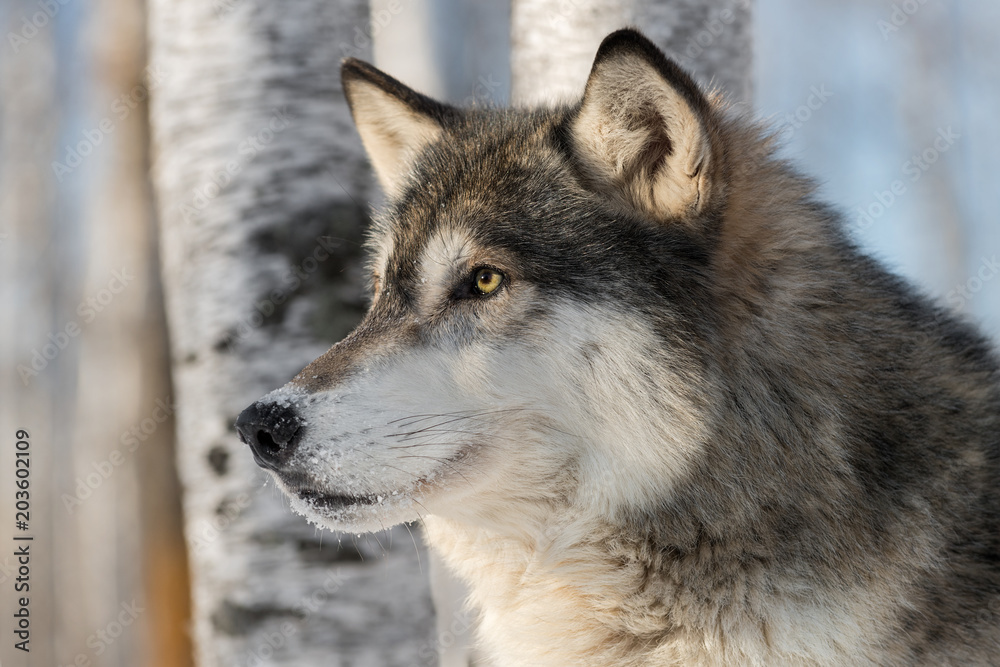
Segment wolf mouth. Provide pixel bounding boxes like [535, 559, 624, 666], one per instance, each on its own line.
[297, 490, 376, 510]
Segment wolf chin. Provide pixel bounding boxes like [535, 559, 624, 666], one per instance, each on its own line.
[236, 29, 1000, 666]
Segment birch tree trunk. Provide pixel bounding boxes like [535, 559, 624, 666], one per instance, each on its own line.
[511, 0, 753, 105]
[149, 1, 434, 665]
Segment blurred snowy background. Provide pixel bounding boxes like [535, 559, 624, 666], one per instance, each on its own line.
[756, 0, 1000, 337]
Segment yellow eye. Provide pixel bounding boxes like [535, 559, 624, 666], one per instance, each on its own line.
[473, 268, 504, 295]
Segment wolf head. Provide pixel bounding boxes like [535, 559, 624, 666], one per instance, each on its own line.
[236, 29, 765, 534]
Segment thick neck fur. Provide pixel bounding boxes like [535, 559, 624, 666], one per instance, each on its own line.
[424, 479, 908, 667]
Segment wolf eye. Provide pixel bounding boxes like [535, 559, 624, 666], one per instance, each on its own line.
[472, 268, 504, 296]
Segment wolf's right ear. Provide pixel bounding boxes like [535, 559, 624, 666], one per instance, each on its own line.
[341, 59, 456, 197]
[569, 29, 720, 222]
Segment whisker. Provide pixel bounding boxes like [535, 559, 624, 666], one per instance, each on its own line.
[393, 454, 477, 489]
[387, 410, 481, 427]
[386, 430, 532, 449]
[359, 449, 483, 492]
[371, 526, 388, 557]
[402, 521, 423, 574]
[389, 407, 532, 431]
[410, 497, 432, 519]
[390, 410, 541, 440]
[351, 533, 365, 562]
[393, 427, 498, 441]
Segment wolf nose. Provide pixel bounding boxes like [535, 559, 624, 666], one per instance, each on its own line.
[235, 401, 303, 470]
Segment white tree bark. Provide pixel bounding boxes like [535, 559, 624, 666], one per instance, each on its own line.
[149, 1, 434, 665]
[511, 0, 753, 105]
[371, 0, 511, 106]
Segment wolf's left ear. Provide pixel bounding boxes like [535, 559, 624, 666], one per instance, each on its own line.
[570, 29, 719, 221]
[341, 59, 457, 197]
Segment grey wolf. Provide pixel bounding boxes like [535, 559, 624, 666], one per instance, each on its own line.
[236, 29, 1000, 665]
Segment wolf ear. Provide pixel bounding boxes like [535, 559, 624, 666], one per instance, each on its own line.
[341, 59, 456, 197]
[570, 29, 718, 221]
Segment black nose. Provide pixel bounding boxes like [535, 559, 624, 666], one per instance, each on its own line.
[236, 401, 304, 470]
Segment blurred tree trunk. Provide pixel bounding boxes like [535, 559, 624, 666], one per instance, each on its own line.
[1, 0, 190, 665]
[65, 0, 194, 664]
[511, 0, 753, 105]
[371, 0, 511, 106]
[149, 1, 435, 665]
[86, 2, 195, 664]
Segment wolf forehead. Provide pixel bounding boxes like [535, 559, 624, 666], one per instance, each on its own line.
[366, 110, 712, 307]
[368, 110, 594, 271]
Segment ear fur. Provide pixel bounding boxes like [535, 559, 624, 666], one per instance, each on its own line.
[570, 29, 719, 221]
[341, 59, 456, 197]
